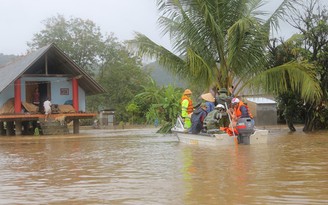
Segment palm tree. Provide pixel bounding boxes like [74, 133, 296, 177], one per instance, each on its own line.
[128, 0, 321, 104]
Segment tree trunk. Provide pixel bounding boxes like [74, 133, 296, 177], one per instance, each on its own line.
[286, 118, 296, 132]
[303, 105, 315, 132]
[284, 106, 296, 132]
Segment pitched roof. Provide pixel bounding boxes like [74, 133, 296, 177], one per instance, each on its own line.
[0, 43, 106, 95]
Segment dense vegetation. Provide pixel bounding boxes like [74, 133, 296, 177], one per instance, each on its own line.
[26, 15, 150, 123]
[2, 0, 327, 133]
[129, 0, 327, 132]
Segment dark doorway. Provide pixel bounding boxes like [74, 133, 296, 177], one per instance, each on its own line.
[39, 82, 51, 113]
[25, 81, 51, 113]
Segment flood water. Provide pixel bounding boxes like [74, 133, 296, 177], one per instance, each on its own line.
[0, 129, 327, 205]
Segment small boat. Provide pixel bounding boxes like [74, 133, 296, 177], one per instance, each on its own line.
[171, 116, 268, 146]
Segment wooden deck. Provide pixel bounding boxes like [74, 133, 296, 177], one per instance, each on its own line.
[0, 113, 96, 121]
[0, 113, 97, 135]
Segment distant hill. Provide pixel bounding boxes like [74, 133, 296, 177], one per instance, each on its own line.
[145, 61, 186, 88]
[0, 53, 17, 66]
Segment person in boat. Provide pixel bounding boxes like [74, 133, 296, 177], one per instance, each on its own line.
[216, 88, 232, 107]
[228, 97, 254, 127]
[200, 92, 215, 113]
[203, 104, 227, 133]
[228, 85, 235, 97]
[181, 89, 193, 129]
[190, 103, 208, 134]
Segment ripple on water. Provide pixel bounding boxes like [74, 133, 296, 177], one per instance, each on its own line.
[0, 131, 327, 204]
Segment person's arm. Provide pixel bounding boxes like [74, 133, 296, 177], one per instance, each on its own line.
[227, 108, 234, 118]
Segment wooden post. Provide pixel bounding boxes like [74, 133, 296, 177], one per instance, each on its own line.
[6, 121, 14, 136]
[15, 121, 22, 135]
[6, 121, 10, 136]
[73, 119, 79, 134]
[0, 122, 4, 136]
[72, 78, 79, 112]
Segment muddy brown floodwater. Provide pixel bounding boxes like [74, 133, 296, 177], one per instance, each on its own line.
[0, 128, 327, 204]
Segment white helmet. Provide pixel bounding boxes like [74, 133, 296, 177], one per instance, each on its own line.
[231, 98, 240, 104]
[215, 104, 225, 109]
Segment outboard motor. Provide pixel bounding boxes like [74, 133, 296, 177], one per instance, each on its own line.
[236, 118, 254, 144]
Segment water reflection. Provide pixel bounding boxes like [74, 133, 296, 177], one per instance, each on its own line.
[0, 130, 327, 204]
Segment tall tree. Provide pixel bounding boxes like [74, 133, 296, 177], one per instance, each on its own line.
[128, 0, 321, 107]
[28, 15, 152, 123]
[267, 37, 308, 131]
[285, 0, 328, 131]
[88, 47, 152, 122]
[27, 14, 106, 76]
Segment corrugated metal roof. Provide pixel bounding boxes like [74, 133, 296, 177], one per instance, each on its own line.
[246, 97, 276, 104]
[0, 45, 50, 92]
[0, 43, 105, 95]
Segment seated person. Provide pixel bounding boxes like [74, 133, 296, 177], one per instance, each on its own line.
[228, 97, 254, 128]
[203, 104, 227, 132]
[216, 88, 232, 107]
[190, 103, 208, 134]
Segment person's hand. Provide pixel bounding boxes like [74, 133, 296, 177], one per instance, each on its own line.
[226, 108, 232, 115]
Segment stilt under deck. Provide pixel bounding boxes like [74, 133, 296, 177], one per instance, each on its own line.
[0, 113, 96, 136]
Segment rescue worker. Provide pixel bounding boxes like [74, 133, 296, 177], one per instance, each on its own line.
[228, 97, 254, 127]
[216, 88, 232, 106]
[181, 89, 193, 129]
[190, 103, 207, 134]
[203, 104, 227, 132]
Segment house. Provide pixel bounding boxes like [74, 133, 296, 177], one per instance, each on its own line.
[232, 82, 278, 126]
[0, 43, 105, 135]
[245, 97, 277, 126]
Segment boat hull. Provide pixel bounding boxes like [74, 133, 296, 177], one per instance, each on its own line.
[174, 129, 268, 146]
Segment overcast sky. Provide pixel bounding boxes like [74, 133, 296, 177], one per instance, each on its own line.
[0, 0, 325, 55]
[0, 0, 170, 55]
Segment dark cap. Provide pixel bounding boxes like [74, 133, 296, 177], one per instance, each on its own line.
[219, 88, 228, 93]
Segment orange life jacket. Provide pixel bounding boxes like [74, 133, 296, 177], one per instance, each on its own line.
[181, 95, 193, 114]
[234, 101, 253, 119]
[220, 127, 239, 136]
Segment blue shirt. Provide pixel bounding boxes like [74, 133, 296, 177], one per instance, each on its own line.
[205, 101, 215, 113]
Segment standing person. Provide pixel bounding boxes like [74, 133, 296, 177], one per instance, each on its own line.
[201, 92, 215, 113]
[181, 89, 193, 129]
[32, 87, 40, 106]
[190, 103, 208, 134]
[228, 85, 235, 97]
[32, 87, 41, 113]
[216, 88, 231, 106]
[43, 97, 52, 122]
